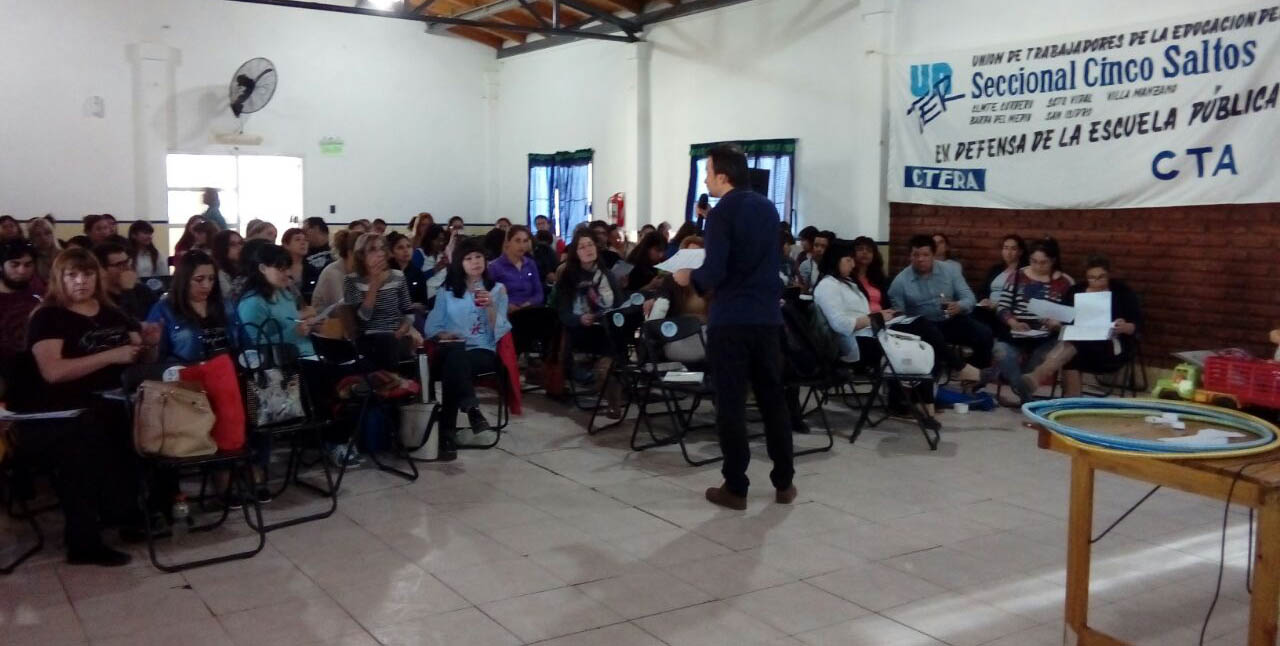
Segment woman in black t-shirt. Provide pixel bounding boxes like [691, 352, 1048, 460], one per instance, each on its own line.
[17, 247, 158, 566]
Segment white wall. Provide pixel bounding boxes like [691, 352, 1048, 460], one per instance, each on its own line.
[494, 0, 888, 237]
[0, 0, 494, 232]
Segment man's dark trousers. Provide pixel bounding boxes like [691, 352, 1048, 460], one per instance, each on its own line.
[708, 325, 794, 497]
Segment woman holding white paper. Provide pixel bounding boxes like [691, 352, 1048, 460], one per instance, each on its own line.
[1023, 254, 1142, 397]
[990, 238, 1075, 403]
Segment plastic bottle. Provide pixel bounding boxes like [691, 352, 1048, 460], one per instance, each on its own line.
[171, 494, 191, 538]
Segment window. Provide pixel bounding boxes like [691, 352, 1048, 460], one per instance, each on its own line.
[527, 149, 593, 238]
[686, 139, 796, 230]
[165, 154, 304, 255]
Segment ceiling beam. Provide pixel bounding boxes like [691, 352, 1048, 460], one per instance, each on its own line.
[557, 0, 641, 35]
[515, 0, 552, 28]
[498, 0, 753, 57]
[222, 0, 637, 43]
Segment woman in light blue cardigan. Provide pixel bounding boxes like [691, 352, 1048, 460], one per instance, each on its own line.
[425, 237, 511, 445]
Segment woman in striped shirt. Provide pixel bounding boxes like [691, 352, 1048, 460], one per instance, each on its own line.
[343, 233, 420, 369]
[990, 237, 1074, 403]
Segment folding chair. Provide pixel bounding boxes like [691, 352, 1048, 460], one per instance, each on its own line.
[405, 338, 512, 456]
[510, 306, 560, 394]
[851, 332, 941, 450]
[121, 364, 267, 573]
[587, 301, 649, 435]
[308, 334, 420, 485]
[632, 316, 722, 465]
[564, 294, 646, 411]
[0, 417, 69, 575]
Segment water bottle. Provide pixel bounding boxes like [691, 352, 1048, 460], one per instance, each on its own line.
[171, 494, 191, 538]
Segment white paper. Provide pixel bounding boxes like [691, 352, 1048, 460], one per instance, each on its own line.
[1027, 298, 1075, 323]
[0, 407, 85, 420]
[1157, 428, 1247, 446]
[1011, 328, 1050, 338]
[885, 315, 919, 326]
[663, 371, 704, 383]
[1061, 291, 1113, 341]
[610, 260, 634, 282]
[654, 249, 705, 273]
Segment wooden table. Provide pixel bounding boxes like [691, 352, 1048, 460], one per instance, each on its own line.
[1036, 426, 1280, 646]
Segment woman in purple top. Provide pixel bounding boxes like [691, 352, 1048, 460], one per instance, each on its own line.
[487, 226, 544, 311]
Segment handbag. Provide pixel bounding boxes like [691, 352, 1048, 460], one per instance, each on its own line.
[878, 329, 935, 377]
[133, 380, 217, 458]
[238, 321, 307, 428]
[179, 354, 246, 450]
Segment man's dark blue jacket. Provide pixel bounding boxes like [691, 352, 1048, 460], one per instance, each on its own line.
[692, 188, 783, 328]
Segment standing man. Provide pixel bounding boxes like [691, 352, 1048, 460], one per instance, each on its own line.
[201, 188, 227, 231]
[673, 144, 795, 510]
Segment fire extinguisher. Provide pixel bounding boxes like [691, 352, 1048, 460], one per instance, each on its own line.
[608, 193, 625, 228]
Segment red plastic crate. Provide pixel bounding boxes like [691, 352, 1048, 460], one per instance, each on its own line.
[1203, 356, 1280, 409]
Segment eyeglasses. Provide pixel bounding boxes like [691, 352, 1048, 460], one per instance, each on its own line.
[106, 259, 132, 270]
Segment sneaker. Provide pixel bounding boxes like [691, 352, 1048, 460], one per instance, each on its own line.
[328, 445, 363, 468]
[67, 544, 132, 567]
[466, 407, 492, 434]
[455, 428, 498, 446]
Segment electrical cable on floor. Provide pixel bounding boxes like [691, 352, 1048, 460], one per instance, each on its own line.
[1091, 485, 1161, 544]
[1200, 460, 1274, 646]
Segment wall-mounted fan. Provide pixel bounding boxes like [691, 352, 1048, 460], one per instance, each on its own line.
[229, 57, 277, 117]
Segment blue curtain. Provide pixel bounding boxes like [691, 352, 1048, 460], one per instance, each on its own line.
[553, 162, 591, 237]
[528, 149, 593, 237]
[685, 139, 796, 232]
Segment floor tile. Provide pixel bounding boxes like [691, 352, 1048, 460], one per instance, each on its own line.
[327, 568, 469, 629]
[73, 585, 212, 641]
[880, 592, 1039, 646]
[576, 568, 713, 619]
[369, 607, 520, 646]
[532, 621, 666, 646]
[665, 551, 795, 599]
[633, 600, 788, 646]
[218, 596, 364, 646]
[480, 586, 623, 642]
[432, 556, 564, 604]
[0, 600, 86, 646]
[726, 581, 869, 635]
[806, 561, 946, 611]
[795, 614, 945, 646]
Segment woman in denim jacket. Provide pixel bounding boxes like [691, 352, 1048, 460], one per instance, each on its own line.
[146, 251, 230, 363]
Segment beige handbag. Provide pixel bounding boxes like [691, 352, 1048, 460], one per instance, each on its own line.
[132, 380, 217, 458]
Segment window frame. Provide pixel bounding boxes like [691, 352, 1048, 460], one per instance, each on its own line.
[685, 139, 797, 232]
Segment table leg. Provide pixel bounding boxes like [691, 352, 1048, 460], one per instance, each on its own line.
[1066, 455, 1095, 639]
[1248, 502, 1280, 646]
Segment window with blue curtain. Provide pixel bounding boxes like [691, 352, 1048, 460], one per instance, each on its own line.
[528, 149, 593, 237]
[686, 139, 796, 231]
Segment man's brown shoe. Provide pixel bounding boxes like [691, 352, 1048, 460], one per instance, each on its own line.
[705, 485, 747, 510]
[776, 486, 798, 504]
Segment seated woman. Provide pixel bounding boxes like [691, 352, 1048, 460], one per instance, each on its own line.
[555, 230, 623, 416]
[1022, 254, 1141, 397]
[237, 244, 318, 357]
[490, 226, 549, 356]
[992, 237, 1075, 403]
[645, 236, 708, 365]
[147, 251, 230, 363]
[386, 232, 428, 305]
[282, 228, 321, 305]
[311, 229, 352, 315]
[343, 233, 419, 370]
[625, 231, 667, 294]
[410, 224, 450, 306]
[212, 229, 245, 308]
[424, 237, 511, 446]
[815, 239, 939, 426]
[18, 247, 159, 566]
[974, 234, 1027, 338]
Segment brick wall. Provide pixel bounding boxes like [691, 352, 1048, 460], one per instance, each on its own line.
[888, 202, 1280, 368]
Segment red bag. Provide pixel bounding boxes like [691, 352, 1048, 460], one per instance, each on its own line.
[180, 354, 246, 451]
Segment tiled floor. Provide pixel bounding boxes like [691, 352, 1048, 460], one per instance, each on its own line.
[0, 395, 1263, 645]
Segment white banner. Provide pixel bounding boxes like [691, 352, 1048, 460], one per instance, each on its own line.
[888, 3, 1280, 209]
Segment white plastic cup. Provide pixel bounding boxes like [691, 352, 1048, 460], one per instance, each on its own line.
[954, 402, 970, 414]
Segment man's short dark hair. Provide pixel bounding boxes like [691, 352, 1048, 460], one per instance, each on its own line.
[816, 230, 837, 243]
[908, 234, 936, 252]
[303, 217, 329, 233]
[0, 239, 36, 264]
[92, 242, 128, 267]
[797, 226, 819, 241]
[534, 230, 554, 245]
[534, 215, 548, 223]
[372, 218, 386, 226]
[706, 144, 750, 188]
[779, 231, 795, 246]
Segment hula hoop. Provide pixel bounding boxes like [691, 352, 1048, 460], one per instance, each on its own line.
[1023, 398, 1280, 459]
